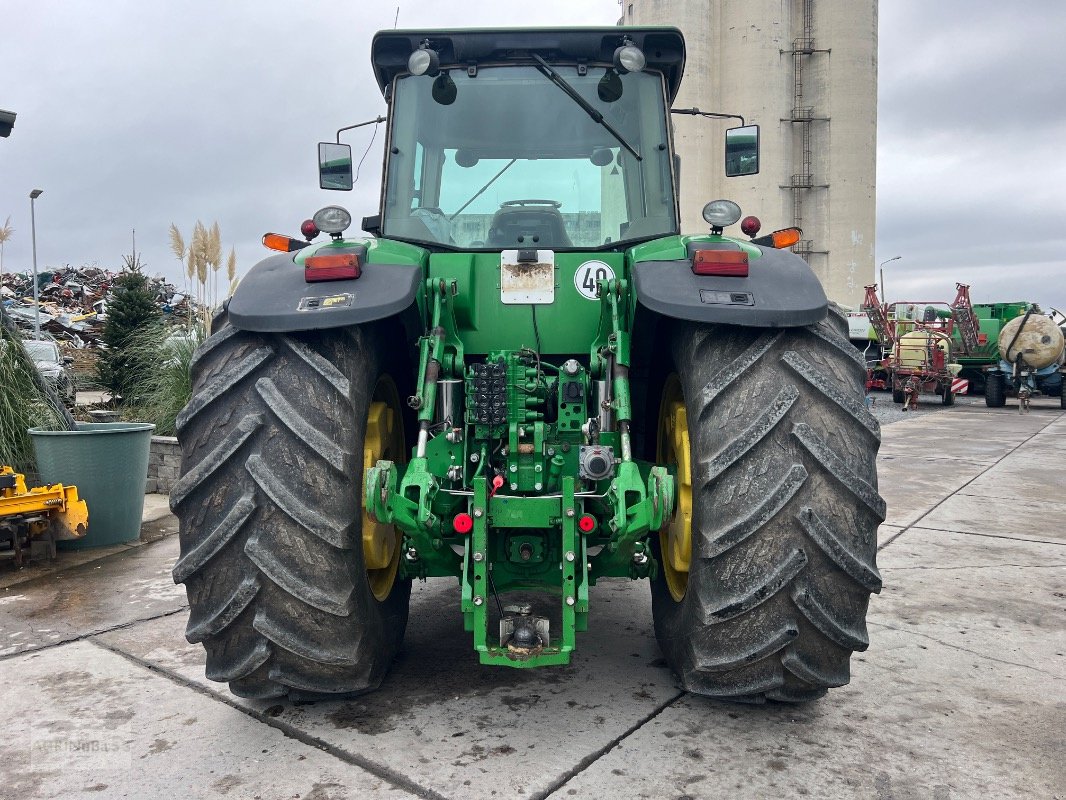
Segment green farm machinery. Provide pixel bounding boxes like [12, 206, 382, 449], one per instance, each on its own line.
[172, 28, 884, 703]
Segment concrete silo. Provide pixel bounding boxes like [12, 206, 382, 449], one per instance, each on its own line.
[624, 0, 878, 308]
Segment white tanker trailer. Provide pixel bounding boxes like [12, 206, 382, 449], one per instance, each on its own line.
[985, 308, 1066, 409]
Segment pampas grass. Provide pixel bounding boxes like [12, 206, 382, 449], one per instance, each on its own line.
[0, 216, 13, 278]
[170, 220, 238, 330]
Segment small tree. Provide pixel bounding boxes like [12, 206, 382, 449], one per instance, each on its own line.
[96, 266, 162, 403]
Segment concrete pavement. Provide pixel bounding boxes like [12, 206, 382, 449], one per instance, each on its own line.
[1, 400, 1063, 799]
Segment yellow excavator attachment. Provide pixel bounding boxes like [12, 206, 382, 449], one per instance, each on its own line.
[0, 466, 89, 566]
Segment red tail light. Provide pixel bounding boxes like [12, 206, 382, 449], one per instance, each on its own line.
[304, 253, 360, 282]
[691, 249, 749, 277]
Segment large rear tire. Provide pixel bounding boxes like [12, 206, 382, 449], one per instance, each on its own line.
[171, 319, 410, 700]
[985, 373, 1007, 408]
[651, 315, 885, 702]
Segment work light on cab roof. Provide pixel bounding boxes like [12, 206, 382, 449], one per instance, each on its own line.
[613, 37, 646, 73]
[408, 40, 440, 77]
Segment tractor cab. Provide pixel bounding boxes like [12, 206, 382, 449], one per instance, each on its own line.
[323, 29, 693, 251]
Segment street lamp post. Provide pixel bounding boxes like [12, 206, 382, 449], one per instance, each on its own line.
[878, 256, 901, 305]
[29, 189, 43, 339]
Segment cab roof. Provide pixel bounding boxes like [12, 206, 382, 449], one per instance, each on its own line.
[370, 27, 687, 102]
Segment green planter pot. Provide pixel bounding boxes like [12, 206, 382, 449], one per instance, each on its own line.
[29, 422, 156, 548]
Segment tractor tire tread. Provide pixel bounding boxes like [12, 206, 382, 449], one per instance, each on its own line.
[652, 315, 884, 703]
[172, 318, 409, 700]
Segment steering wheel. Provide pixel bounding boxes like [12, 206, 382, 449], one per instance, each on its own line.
[500, 199, 563, 208]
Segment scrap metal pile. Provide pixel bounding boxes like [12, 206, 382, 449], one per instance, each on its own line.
[0, 266, 198, 348]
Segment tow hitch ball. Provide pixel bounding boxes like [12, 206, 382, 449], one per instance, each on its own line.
[500, 604, 550, 653]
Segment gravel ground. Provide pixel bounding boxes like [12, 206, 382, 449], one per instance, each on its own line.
[866, 389, 987, 427]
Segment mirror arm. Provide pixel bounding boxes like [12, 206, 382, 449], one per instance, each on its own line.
[336, 115, 386, 144]
[670, 108, 746, 126]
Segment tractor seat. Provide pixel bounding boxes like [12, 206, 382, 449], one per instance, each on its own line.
[485, 201, 573, 248]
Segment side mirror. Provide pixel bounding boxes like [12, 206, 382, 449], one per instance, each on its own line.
[725, 124, 760, 177]
[63, 356, 74, 365]
[318, 142, 353, 191]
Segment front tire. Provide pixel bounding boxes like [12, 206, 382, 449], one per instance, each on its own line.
[651, 316, 885, 702]
[171, 320, 410, 700]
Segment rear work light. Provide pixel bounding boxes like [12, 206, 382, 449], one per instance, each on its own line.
[691, 249, 749, 277]
[304, 253, 360, 282]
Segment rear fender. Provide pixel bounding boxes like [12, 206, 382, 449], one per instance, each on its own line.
[227, 252, 422, 334]
[632, 244, 827, 328]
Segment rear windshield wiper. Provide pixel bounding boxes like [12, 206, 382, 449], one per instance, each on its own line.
[531, 54, 642, 162]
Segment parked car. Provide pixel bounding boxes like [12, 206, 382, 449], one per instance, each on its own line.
[23, 339, 76, 406]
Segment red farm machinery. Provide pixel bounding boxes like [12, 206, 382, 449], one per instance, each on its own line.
[862, 283, 982, 409]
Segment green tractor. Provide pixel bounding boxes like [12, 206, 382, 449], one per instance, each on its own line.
[172, 27, 884, 703]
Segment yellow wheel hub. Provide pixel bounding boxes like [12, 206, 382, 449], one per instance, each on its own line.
[657, 374, 693, 602]
[362, 377, 405, 601]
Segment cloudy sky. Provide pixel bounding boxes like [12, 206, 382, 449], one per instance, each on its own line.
[2, 0, 1064, 311]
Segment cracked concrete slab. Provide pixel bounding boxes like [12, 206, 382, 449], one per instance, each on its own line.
[0, 506, 178, 591]
[961, 445, 1066, 506]
[0, 641, 417, 799]
[876, 407, 1052, 467]
[0, 542, 131, 592]
[553, 626, 1064, 799]
[878, 523, 903, 547]
[876, 405, 1059, 530]
[96, 577, 683, 800]
[0, 536, 185, 658]
[877, 456, 986, 527]
[873, 527, 1066, 678]
[916, 494, 1066, 543]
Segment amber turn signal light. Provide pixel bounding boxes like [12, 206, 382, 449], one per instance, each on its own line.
[769, 227, 801, 249]
[752, 227, 803, 249]
[262, 233, 309, 252]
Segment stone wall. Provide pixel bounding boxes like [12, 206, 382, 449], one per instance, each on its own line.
[147, 436, 182, 494]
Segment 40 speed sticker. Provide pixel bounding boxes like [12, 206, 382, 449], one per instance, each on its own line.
[574, 260, 615, 300]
